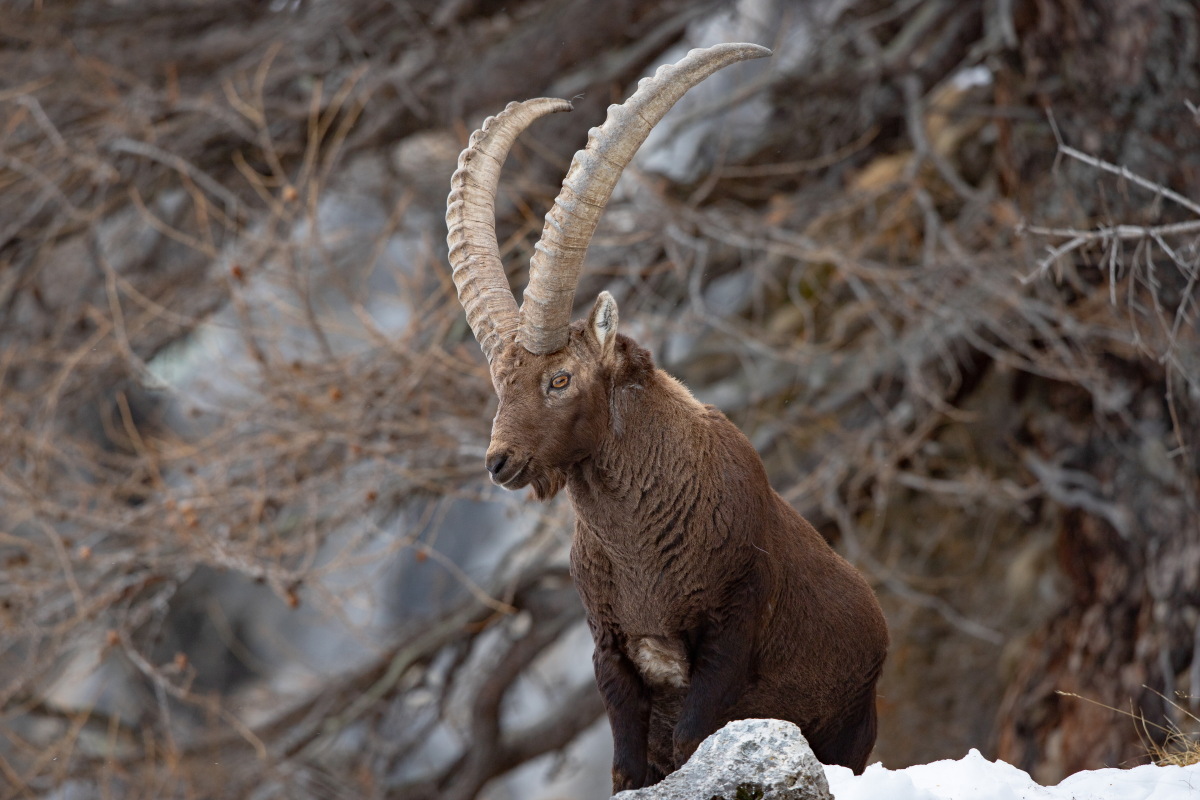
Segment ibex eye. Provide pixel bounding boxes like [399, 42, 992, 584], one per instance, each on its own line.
[550, 373, 571, 390]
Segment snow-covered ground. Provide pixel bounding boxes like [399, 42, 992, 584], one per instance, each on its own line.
[826, 750, 1200, 800]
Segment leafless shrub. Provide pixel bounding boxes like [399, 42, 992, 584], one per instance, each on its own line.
[1, 0, 1198, 797]
[0, 4, 603, 797]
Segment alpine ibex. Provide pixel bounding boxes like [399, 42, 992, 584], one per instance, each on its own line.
[445, 43, 889, 791]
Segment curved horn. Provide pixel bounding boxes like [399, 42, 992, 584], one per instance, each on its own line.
[446, 97, 573, 365]
[517, 42, 772, 355]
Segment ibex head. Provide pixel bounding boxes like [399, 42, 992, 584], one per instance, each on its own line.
[446, 43, 770, 499]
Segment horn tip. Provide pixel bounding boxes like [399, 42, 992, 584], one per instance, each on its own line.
[690, 42, 773, 60]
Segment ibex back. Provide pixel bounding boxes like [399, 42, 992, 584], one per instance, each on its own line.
[446, 43, 889, 792]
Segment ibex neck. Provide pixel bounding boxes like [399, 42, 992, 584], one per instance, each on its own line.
[566, 368, 711, 521]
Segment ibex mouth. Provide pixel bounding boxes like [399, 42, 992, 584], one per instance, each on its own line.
[492, 456, 531, 489]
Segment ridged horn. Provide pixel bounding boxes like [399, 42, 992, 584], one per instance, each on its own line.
[517, 42, 771, 355]
[446, 97, 573, 365]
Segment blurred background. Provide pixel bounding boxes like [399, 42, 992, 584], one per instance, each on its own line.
[1, 0, 1198, 798]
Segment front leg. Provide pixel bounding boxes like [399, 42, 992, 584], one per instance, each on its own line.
[673, 606, 757, 767]
[591, 623, 655, 791]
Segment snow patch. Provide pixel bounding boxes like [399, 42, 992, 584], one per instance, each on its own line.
[824, 749, 1200, 800]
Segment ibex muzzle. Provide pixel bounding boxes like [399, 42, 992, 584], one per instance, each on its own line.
[447, 43, 889, 792]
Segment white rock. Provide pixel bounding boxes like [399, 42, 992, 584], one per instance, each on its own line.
[612, 718, 832, 800]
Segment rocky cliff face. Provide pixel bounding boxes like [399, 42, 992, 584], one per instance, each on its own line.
[1, 0, 1197, 797]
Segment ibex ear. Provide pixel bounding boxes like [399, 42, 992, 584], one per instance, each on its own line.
[587, 291, 619, 357]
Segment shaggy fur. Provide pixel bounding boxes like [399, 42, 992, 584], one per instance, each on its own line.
[486, 294, 889, 791]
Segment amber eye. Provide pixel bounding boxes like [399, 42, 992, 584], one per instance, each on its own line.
[550, 373, 571, 390]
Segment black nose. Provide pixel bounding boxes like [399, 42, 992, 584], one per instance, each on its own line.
[486, 450, 510, 478]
